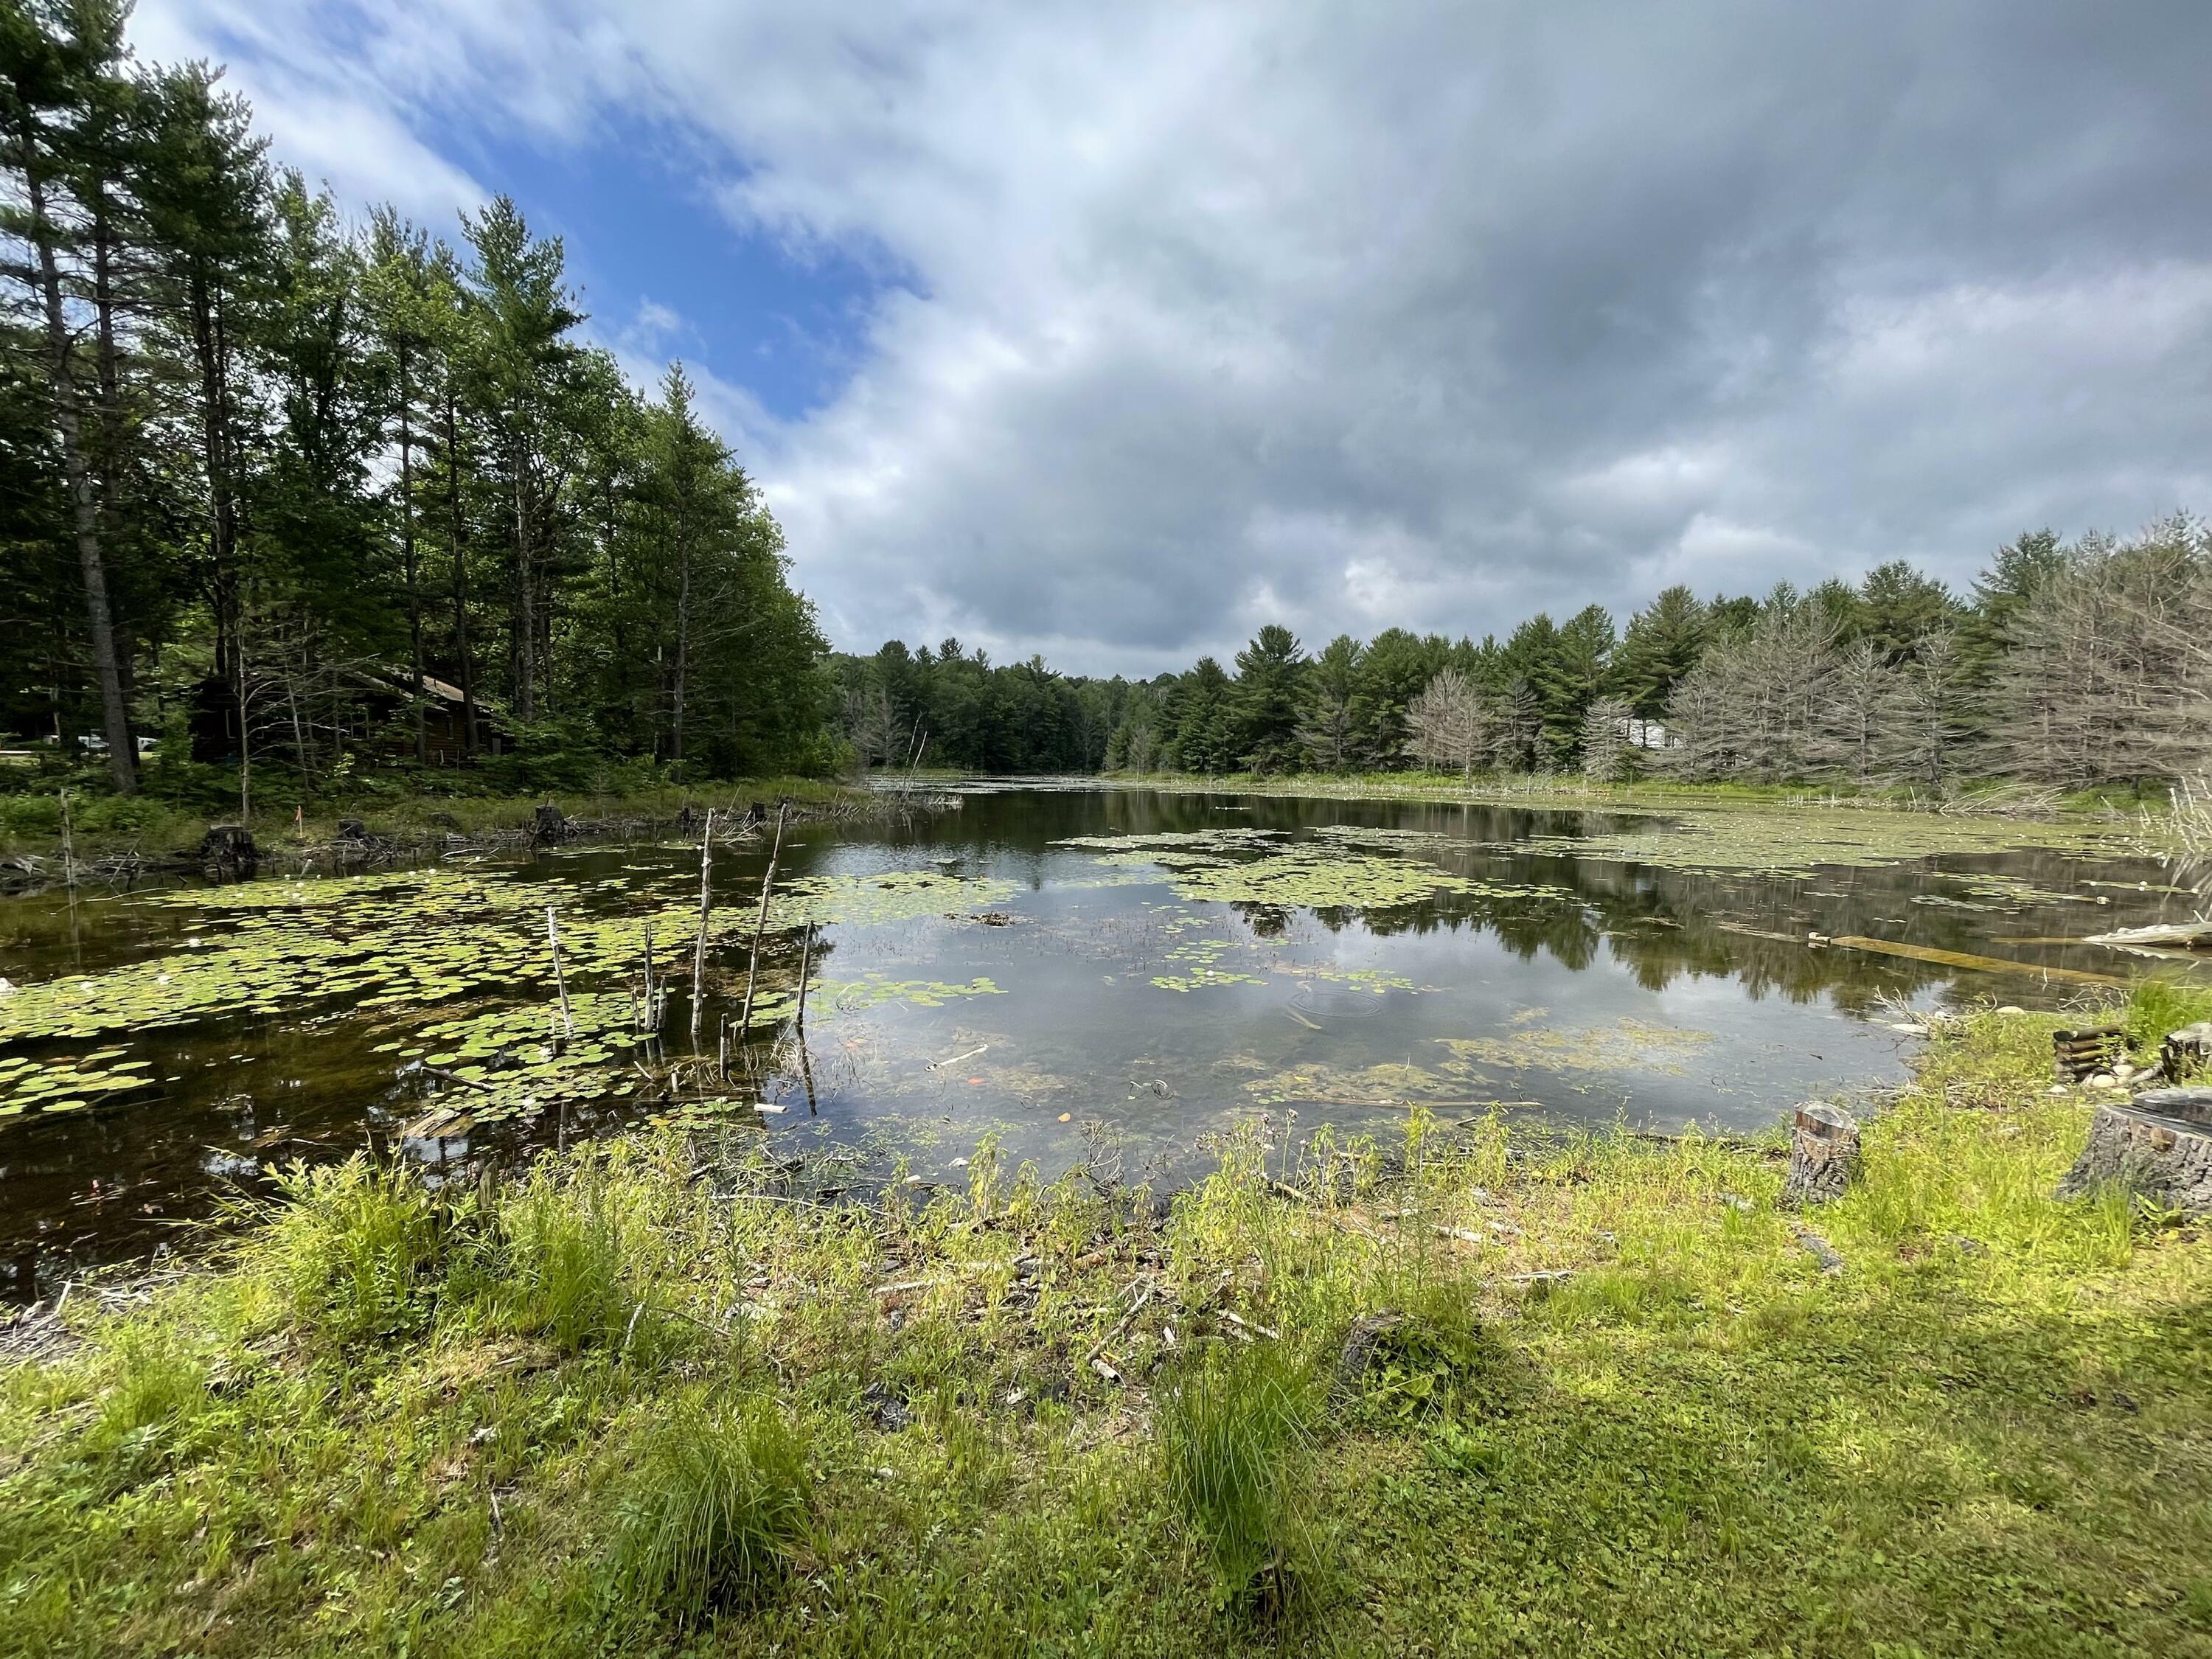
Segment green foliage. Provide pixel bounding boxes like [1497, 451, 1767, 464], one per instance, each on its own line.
[487, 1161, 640, 1353]
[1, 3, 834, 815]
[2124, 977, 2212, 1058]
[4, 1006, 2212, 1656]
[1160, 1338, 1320, 1613]
[610, 1394, 813, 1627]
[257, 1155, 453, 1345]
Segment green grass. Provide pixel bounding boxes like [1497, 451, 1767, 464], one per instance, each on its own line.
[3, 990, 2211, 1654]
[610, 1395, 812, 1627]
[1160, 1338, 1320, 1615]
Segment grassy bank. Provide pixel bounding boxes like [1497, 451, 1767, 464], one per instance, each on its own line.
[0, 778, 870, 869]
[1105, 766, 2163, 820]
[4, 993, 2211, 1656]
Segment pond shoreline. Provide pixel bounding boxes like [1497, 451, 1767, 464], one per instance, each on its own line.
[4, 998, 2208, 1655]
[0, 778, 917, 896]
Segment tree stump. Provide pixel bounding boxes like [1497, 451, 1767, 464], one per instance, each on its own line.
[335, 817, 371, 844]
[530, 803, 565, 846]
[2056, 1088, 2212, 1214]
[1780, 1103, 1859, 1208]
[2161, 1023, 2212, 1085]
[198, 824, 257, 877]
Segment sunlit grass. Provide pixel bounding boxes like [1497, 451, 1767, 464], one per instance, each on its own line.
[2, 1001, 2209, 1655]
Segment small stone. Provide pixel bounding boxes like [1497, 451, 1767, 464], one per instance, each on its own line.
[2047, 1085, 2070, 1096]
[2087, 1072, 2119, 1088]
[1997, 1005, 2026, 1015]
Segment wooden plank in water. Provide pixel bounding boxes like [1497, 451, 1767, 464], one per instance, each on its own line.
[1826, 935, 2124, 987]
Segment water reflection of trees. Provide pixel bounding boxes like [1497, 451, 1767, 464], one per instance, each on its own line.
[1221, 806, 2160, 1010]
[928, 785, 2169, 1010]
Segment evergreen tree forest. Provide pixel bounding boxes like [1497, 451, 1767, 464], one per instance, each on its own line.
[841, 522, 2212, 798]
[1, 1, 834, 818]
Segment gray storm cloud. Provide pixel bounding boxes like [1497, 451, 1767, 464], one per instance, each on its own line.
[139, 0, 2212, 672]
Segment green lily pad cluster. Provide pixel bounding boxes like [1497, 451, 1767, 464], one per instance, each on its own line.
[821, 975, 1006, 1012]
[1152, 936, 1267, 993]
[2, 858, 1016, 1134]
[1057, 826, 1571, 911]
[0, 1049, 157, 1121]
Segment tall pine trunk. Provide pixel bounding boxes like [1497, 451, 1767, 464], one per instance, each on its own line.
[396, 341, 424, 764]
[671, 532, 692, 768]
[21, 112, 136, 793]
[511, 439, 535, 721]
[442, 382, 478, 754]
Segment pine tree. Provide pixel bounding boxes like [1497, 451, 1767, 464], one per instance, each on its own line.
[1231, 623, 1305, 773]
[1612, 585, 1707, 720]
[1296, 633, 1366, 771]
[0, 0, 139, 787]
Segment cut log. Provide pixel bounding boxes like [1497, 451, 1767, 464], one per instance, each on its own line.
[2084, 919, 2212, 954]
[1780, 1102, 1859, 1208]
[2053, 1026, 2126, 1082]
[1826, 935, 2123, 987]
[2056, 1088, 2212, 1214]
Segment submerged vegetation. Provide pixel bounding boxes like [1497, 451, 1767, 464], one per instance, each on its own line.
[4, 987, 2210, 1655]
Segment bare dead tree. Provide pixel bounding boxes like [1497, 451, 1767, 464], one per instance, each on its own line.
[1880, 627, 1978, 797]
[1813, 638, 1893, 787]
[1989, 519, 2212, 791]
[1664, 605, 1839, 783]
[1578, 696, 1637, 782]
[1406, 669, 1487, 781]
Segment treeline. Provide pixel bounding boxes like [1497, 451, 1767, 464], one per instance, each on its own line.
[835, 640, 1128, 774]
[1, 1, 833, 811]
[845, 521, 2212, 795]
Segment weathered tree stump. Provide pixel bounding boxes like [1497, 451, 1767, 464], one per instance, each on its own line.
[2056, 1088, 2212, 1214]
[1333, 1311, 1407, 1397]
[2161, 1023, 2212, 1085]
[198, 824, 257, 877]
[1780, 1102, 1859, 1208]
[335, 817, 371, 844]
[530, 803, 566, 846]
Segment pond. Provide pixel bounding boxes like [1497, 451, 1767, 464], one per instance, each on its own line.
[1, 782, 2199, 1299]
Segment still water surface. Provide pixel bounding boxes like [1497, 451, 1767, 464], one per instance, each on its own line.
[0, 784, 2194, 1298]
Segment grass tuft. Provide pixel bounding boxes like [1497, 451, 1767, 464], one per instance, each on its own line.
[609, 1394, 812, 1627]
[2125, 975, 2212, 1058]
[487, 1161, 639, 1354]
[1160, 1338, 1320, 1618]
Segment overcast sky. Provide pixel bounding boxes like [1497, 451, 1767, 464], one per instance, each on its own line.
[136, 1, 2212, 675]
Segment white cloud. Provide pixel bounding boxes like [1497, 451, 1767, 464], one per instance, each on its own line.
[131, 0, 2212, 666]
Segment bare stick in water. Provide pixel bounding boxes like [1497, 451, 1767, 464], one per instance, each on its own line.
[641, 919, 657, 1033]
[737, 804, 787, 1039]
[689, 807, 716, 1041]
[794, 921, 815, 1030]
[546, 907, 574, 1038]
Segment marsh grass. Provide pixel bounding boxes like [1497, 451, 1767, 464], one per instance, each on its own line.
[257, 1155, 456, 1345]
[2125, 975, 2212, 1057]
[4, 996, 2211, 1656]
[1161, 1337, 1321, 1617]
[482, 1158, 647, 1354]
[610, 1394, 813, 1627]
